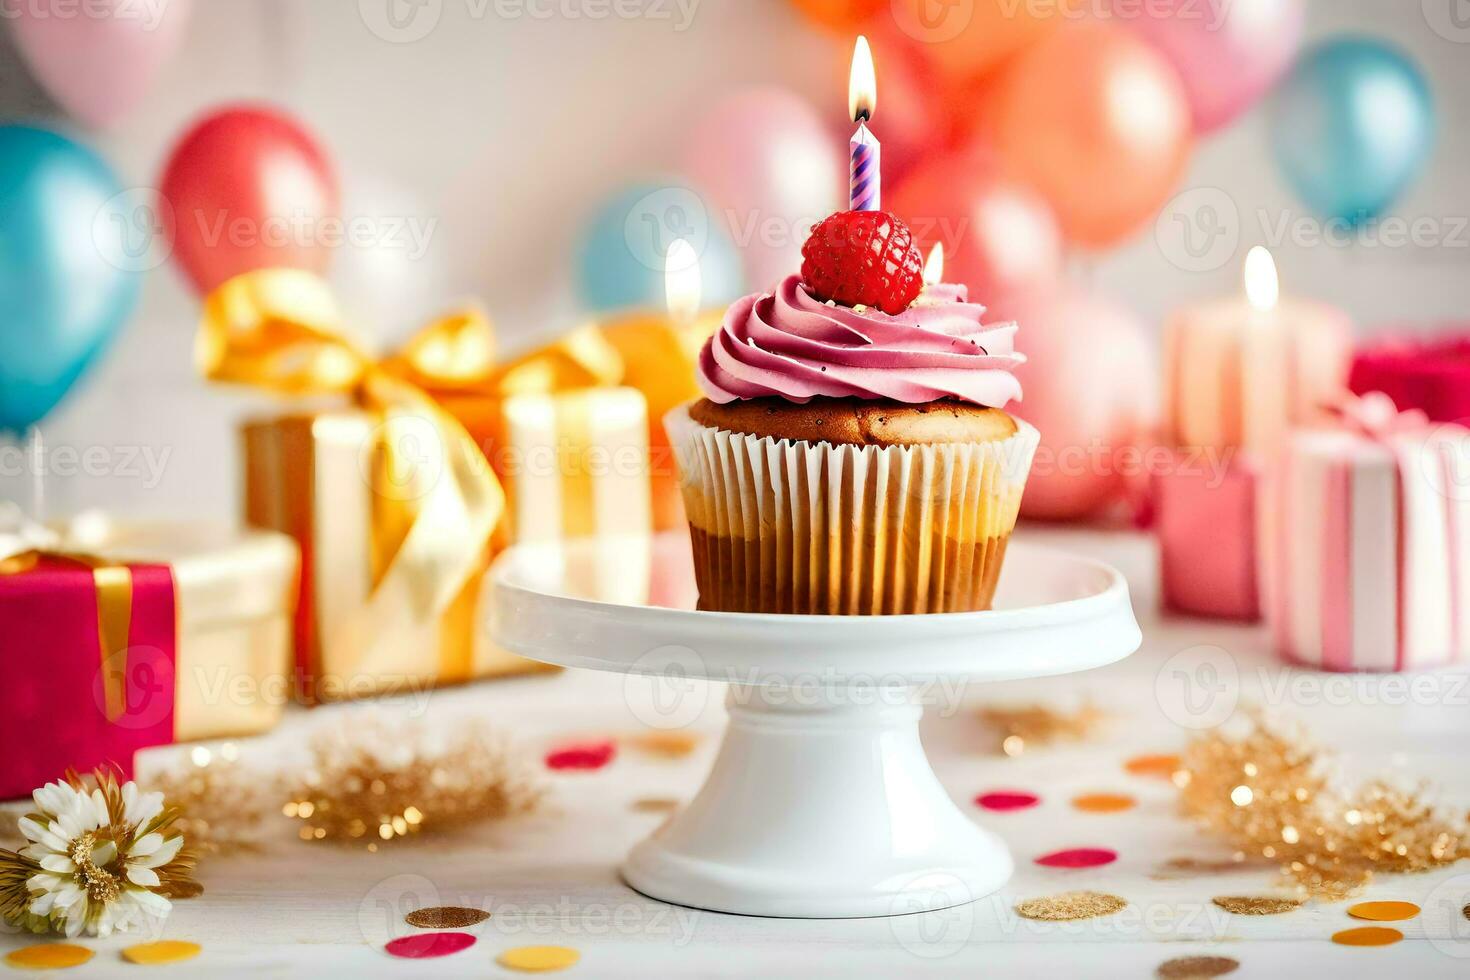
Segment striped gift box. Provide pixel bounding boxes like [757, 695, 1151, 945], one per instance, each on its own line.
[1265, 395, 1470, 672]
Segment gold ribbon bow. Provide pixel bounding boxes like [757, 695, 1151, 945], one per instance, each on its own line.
[199, 268, 520, 683]
[0, 510, 134, 721]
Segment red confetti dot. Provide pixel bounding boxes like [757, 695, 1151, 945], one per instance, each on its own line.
[1035, 847, 1118, 869]
[545, 740, 617, 771]
[385, 932, 477, 959]
[975, 791, 1041, 812]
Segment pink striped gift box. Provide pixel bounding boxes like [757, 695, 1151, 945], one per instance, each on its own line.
[1265, 395, 1470, 672]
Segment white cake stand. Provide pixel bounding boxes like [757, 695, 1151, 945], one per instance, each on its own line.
[489, 533, 1141, 919]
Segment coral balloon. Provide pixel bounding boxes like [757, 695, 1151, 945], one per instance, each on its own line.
[889, 151, 1063, 302]
[10, 0, 192, 129]
[788, 0, 882, 32]
[891, 0, 1075, 84]
[159, 105, 339, 295]
[0, 126, 140, 432]
[982, 22, 1193, 249]
[992, 285, 1158, 521]
[681, 88, 842, 288]
[1123, 0, 1304, 134]
[1269, 38, 1435, 226]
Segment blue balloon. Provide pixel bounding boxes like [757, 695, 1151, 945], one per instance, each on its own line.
[575, 180, 745, 314]
[0, 125, 140, 433]
[1269, 38, 1435, 226]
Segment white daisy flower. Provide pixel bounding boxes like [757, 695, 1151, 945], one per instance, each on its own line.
[1, 771, 193, 938]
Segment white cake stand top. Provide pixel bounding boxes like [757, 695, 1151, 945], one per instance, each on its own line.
[490, 532, 1141, 688]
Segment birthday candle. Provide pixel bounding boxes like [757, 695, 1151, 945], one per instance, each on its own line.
[848, 35, 880, 212]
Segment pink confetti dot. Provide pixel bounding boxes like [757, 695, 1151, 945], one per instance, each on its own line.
[974, 791, 1041, 812]
[1035, 847, 1118, 869]
[385, 932, 477, 959]
[545, 740, 617, 771]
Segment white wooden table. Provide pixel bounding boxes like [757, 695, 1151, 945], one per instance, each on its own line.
[5, 528, 1469, 978]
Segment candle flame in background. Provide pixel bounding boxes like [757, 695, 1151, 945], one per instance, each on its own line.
[923, 243, 945, 286]
[665, 239, 701, 324]
[849, 35, 876, 124]
[1244, 245, 1279, 313]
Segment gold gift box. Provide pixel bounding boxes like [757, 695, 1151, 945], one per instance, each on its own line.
[243, 389, 650, 702]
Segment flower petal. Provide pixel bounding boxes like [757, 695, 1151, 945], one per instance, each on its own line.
[130, 832, 163, 857]
[126, 865, 160, 887]
[36, 854, 75, 874]
[136, 835, 183, 869]
[17, 816, 65, 851]
[91, 840, 117, 866]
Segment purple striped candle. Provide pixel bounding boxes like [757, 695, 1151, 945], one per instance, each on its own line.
[850, 122, 881, 212]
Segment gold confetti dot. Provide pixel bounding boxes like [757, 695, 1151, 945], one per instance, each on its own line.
[497, 945, 581, 972]
[624, 731, 700, 759]
[1072, 792, 1136, 813]
[405, 906, 491, 929]
[1331, 926, 1403, 947]
[1015, 891, 1128, 921]
[1212, 896, 1302, 916]
[1347, 901, 1420, 922]
[1156, 955, 1239, 979]
[121, 941, 202, 965]
[631, 797, 681, 814]
[4, 944, 94, 969]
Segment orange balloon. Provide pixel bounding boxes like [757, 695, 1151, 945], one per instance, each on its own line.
[788, 0, 883, 32]
[891, 0, 1076, 83]
[982, 22, 1193, 249]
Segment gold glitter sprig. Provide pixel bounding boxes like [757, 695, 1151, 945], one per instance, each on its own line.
[979, 702, 1106, 756]
[152, 744, 279, 855]
[283, 717, 544, 848]
[1178, 712, 1468, 899]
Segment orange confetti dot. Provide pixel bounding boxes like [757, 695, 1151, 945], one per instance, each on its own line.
[1072, 792, 1136, 813]
[121, 940, 202, 965]
[1125, 754, 1181, 779]
[1331, 926, 1403, 947]
[1347, 901, 1420, 922]
[624, 730, 700, 759]
[4, 944, 94, 969]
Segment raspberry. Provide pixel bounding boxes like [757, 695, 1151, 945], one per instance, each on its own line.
[800, 210, 925, 315]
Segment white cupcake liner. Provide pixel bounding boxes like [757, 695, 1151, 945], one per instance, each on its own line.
[666, 405, 1038, 614]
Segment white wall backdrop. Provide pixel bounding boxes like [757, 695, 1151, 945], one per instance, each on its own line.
[1, 0, 1467, 518]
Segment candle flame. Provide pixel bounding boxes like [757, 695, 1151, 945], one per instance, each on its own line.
[848, 35, 876, 123]
[923, 243, 944, 287]
[1244, 245, 1279, 313]
[665, 239, 701, 324]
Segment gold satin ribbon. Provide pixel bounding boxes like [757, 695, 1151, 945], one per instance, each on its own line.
[199, 268, 518, 683]
[0, 549, 133, 721]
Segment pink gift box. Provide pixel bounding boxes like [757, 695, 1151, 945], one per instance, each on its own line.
[1153, 451, 1262, 622]
[1350, 334, 1470, 424]
[0, 556, 177, 799]
[1265, 408, 1470, 672]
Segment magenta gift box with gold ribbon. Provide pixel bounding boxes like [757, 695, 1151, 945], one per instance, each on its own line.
[1263, 394, 1470, 672]
[0, 521, 298, 800]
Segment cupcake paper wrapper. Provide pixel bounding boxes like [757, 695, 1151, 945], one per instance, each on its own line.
[666, 405, 1039, 614]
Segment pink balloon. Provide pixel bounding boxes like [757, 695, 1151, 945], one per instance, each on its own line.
[681, 88, 842, 288]
[11, 0, 192, 129]
[889, 149, 1063, 303]
[991, 285, 1158, 522]
[1123, 0, 1304, 134]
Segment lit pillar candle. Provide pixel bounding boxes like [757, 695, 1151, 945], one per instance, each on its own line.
[915, 243, 965, 306]
[1163, 247, 1352, 459]
[848, 35, 880, 212]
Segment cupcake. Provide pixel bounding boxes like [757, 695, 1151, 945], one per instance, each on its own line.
[666, 209, 1038, 614]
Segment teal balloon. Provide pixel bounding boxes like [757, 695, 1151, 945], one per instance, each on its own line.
[0, 125, 140, 433]
[1269, 38, 1434, 226]
[575, 181, 745, 313]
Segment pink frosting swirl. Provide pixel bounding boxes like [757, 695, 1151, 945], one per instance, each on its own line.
[697, 275, 1024, 407]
